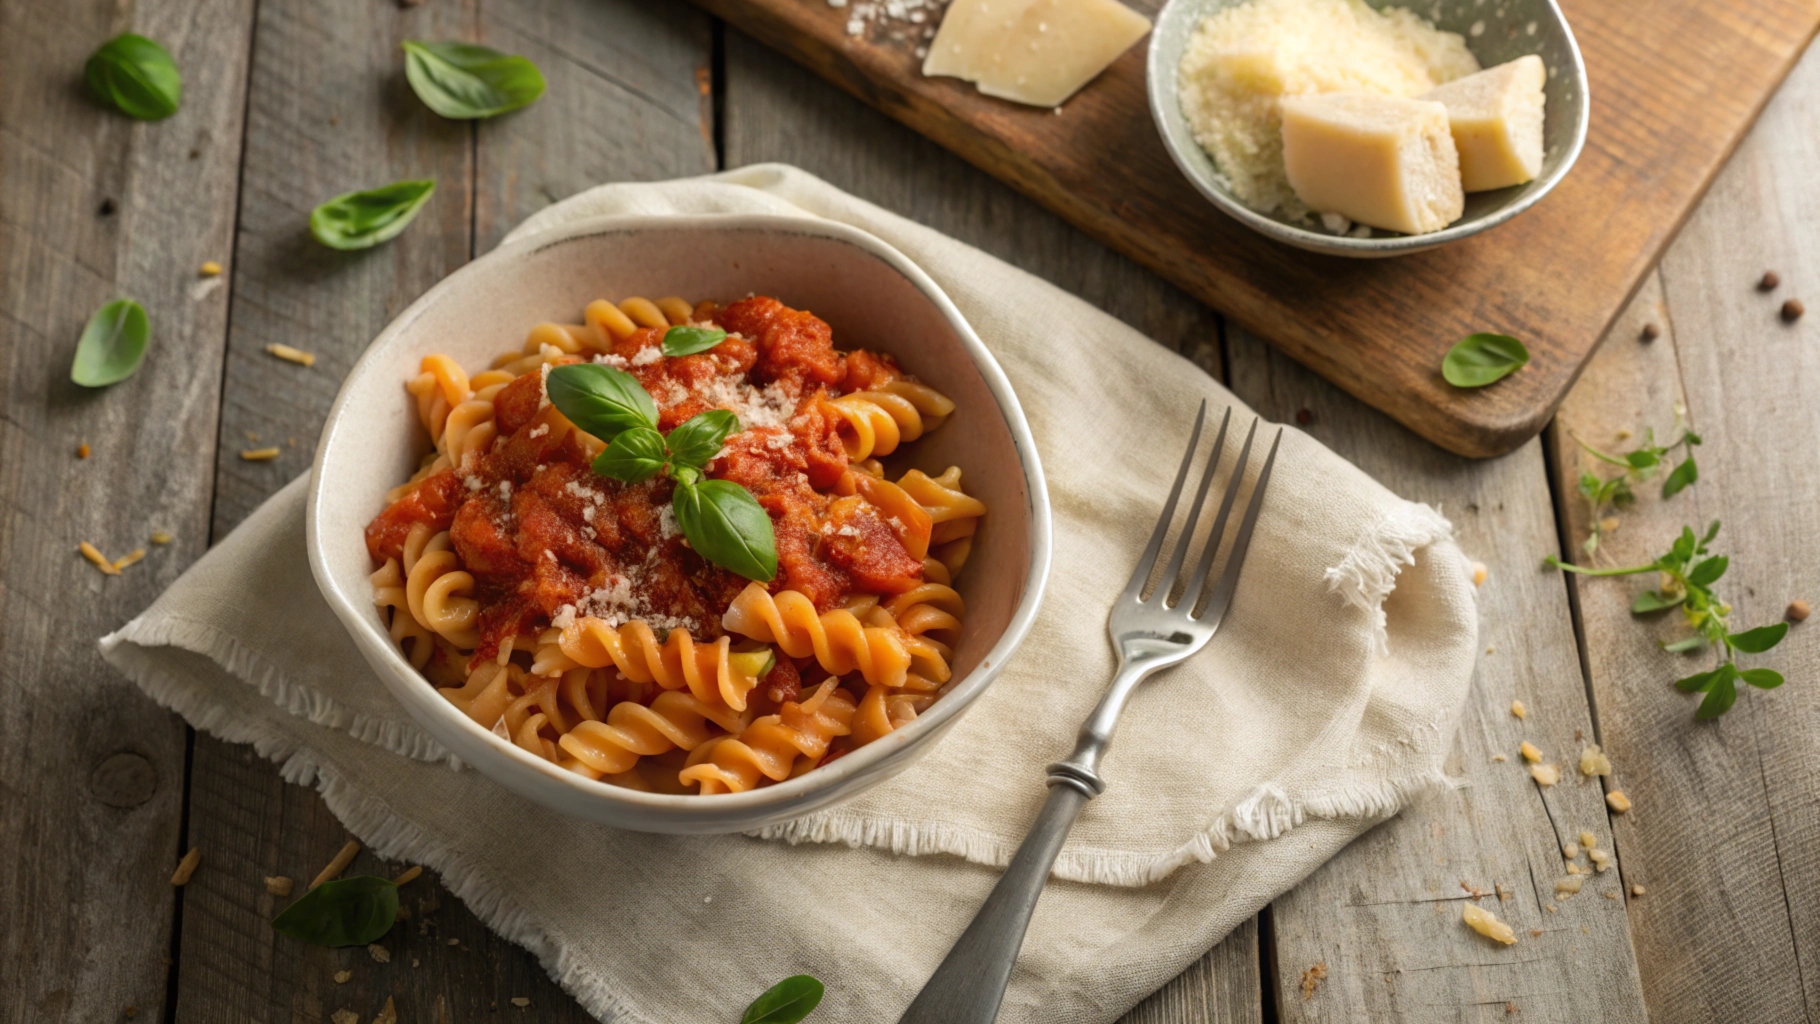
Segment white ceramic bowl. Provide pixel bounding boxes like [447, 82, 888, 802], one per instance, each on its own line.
[1147, 0, 1590, 257]
[306, 215, 1052, 833]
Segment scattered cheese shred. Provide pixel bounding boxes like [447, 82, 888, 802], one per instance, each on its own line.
[266, 343, 317, 367]
[1554, 875, 1584, 896]
[150, 530, 174, 545]
[1589, 848, 1611, 872]
[264, 876, 294, 897]
[170, 847, 202, 886]
[1472, 561, 1488, 587]
[333, 970, 352, 984]
[368, 944, 391, 963]
[1579, 743, 1612, 777]
[1510, 699, 1527, 720]
[311, 840, 361, 889]
[1606, 790, 1632, 813]
[1578, 830, 1597, 849]
[374, 998, 398, 1024]
[200, 260, 223, 277]
[1462, 903, 1517, 945]
[393, 865, 423, 886]
[1519, 741, 1542, 763]
[330, 1011, 358, 1024]
[510, 997, 532, 1008]
[80, 541, 121, 576]
[1562, 841, 1579, 859]
[1530, 763, 1560, 786]
[112, 548, 146, 571]
[241, 447, 282, 461]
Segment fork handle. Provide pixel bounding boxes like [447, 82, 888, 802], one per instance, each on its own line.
[896, 766, 1104, 1024]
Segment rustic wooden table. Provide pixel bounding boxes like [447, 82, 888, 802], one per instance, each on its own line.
[3, 2, 1815, 1022]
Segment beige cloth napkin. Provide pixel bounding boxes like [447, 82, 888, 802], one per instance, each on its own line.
[101, 165, 1477, 1023]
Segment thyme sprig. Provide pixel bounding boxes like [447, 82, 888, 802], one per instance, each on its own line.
[1571, 421, 1700, 556]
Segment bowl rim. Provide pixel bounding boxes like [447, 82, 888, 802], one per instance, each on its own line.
[1145, 0, 1591, 257]
[304, 212, 1054, 822]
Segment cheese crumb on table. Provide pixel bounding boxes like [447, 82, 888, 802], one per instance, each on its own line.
[170, 847, 202, 886]
[266, 343, 317, 367]
[1554, 875, 1584, 896]
[265, 875, 293, 896]
[1606, 790, 1632, 813]
[1462, 903, 1517, 944]
[80, 541, 121, 576]
[923, 0, 1152, 108]
[1578, 830, 1596, 849]
[368, 943, 390, 963]
[1579, 743, 1612, 777]
[1519, 741, 1542, 763]
[1420, 55, 1547, 191]
[241, 447, 282, 461]
[1529, 762, 1560, 786]
[1510, 699, 1526, 719]
[1279, 91, 1463, 234]
[333, 970, 352, 984]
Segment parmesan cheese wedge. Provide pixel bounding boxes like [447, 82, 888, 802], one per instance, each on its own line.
[1279, 91, 1463, 235]
[923, 0, 1152, 108]
[1421, 55, 1547, 192]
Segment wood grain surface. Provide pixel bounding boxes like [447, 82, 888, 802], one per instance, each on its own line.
[0, 0, 254, 1018]
[4, 0, 1818, 1021]
[695, 0, 1819, 458]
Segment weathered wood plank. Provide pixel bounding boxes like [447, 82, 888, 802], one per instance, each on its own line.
[1551, 43, 1820, 1023]
[0, 0, 254, 1019]
[722, 28, 1255, 1024]
[1228, 316, 1648, 1021]
[175, 1, 717, 1020]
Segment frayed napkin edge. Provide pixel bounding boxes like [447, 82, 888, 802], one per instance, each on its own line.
[98, 622, 663, 1024]
[100, 615, 455, 766]
[1324, 501, 1461, 657]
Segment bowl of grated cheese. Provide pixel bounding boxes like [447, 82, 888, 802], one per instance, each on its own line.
[1147, 0, 1589, 256]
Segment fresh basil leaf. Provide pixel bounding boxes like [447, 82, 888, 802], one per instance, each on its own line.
[1694, 673, 1737, 719]
[1687, 555, 1728, 587]
[1441, 333, 1529, 388]
[1631, 589, 1684, 614]
[1662, 635, 1708, 653]
[546, 363, 658, 442]
[592, 427, 668, 483]
[71, 298, 150, 387]
[271, 876, 398, 947]
[666, 410, 738, 470]
[85, 33, 181, 120]
[1741, 667, 1785, 690]
[1661, 455, 1698, 498]
[1674, 668, 1719, 693]
[661, 325, 728, 357]
[310, 179, 436, 251]
[741, 975, 824, 1024]
[1625, 449, 1659, 470]
[1728, 622, 1788, 653]
[673, 479, 777, 582]
[402, 40, 546, 120]
[1669, 526, 1697, 565]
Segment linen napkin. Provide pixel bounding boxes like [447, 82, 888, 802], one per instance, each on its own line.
[101, 164, 1478, 1023]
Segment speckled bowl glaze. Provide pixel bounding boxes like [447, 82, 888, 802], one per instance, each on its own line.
[306, 215, 1052, 834]
[1148, 0, 1590, 257]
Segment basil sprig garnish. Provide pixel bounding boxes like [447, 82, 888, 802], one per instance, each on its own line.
[71, 298, 150, 387]
[741, 975, 824, 1024]
[546, 364, 777, 582]
[402, 41, 546, 120]
[662, 325, 729, 357]
[86, 34, 181, 120]
[310, 179, 436, 251]
[271, 876, 399, 947]
[1442, 332, 1529, 388]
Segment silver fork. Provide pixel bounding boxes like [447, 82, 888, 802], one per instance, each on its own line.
[898, 401, 1282, 1024]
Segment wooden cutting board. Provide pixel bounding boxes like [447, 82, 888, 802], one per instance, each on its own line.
[695, 0, 1818, 457]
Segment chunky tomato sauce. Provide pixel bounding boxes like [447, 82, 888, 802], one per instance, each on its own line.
[366, 297, 926, 677]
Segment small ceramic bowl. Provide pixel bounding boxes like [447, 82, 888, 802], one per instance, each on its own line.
[1147, 0, 1590, 257]
[307, 215, 1052, 834]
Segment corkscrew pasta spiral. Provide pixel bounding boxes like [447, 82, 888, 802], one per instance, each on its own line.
[551, 616, 770, 713]
[722, 583, 914, 689]
[679, 680, 858, 794]
[403, 524, 480, 649]
[557, 691, 752, 776]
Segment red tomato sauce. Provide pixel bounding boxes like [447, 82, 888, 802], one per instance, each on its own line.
[366, 297, 924, 667]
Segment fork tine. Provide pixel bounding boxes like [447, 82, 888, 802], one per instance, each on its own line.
[1153, 407, 1232, 605]
[1178, 417, 1258, 611]
[1195, 428, 1282, 627]
[1121, 401, 1206, 599]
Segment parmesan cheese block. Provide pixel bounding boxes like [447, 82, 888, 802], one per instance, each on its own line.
[1421, 55, 1547, 192]
[1279, 92, 1464, 235]
[923, 0, 1152, 108]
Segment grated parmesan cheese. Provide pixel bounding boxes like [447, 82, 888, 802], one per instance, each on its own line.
[631, 346, 664, 366]
[528, 424, 548, 438]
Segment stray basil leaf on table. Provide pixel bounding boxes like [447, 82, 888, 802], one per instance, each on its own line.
[1441, 332, 1529, 388]
[271, 876, 399, 947]
[402, 40, 546, 119]
[71, 298, 150, 387]
[86, 33, 181, 120]
[741, 975, 824, 1024]
[310, 179, 437, 251]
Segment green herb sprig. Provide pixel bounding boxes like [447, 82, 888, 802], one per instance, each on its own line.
[86, 33, 181, 120]
[310, 179, 436, 251]
[741, 975, 824, 1023]
[1546, 521, 1788, 719]
[271, 876, 401, 947]
[546, 363, 777, 582]
[1442, 332, 1529, 388]
[402, 41, 546, 120]
[1571, 423, 1700, 555]
[71, 298, 150, 387]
